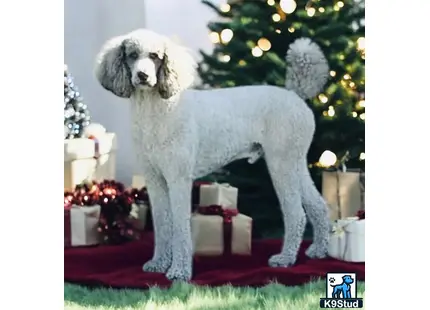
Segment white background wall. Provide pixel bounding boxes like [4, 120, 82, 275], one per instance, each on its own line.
[64, 0, 222, 185]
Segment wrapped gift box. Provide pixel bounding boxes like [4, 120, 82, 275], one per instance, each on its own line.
[199, 183, 238, 209]
[64, 204, 101, 248]
[328, 217, 365, 262]
[191, 205, 252, 256]
[129, 203, 149, 230]
[64, 133, 117, 190]
[322, 170, 365, 221]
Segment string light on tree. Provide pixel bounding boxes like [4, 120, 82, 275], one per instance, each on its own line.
[288, 27, 295, 33]
[330, 70, 336, 77]
[360, 113, 365, 120]
[319, 7, 325, 13]
[275, 29, 281, 34]
[318, 94, 328, 104]
[357, 99, 365, 108]
[251, 46, 263, 57]
[220, 3, 231, 12]
[343, 73, 351, 80]
[219, 54, 231, 63]
[357, 37, 365, 51]
[359, 152, 365, 161]
[280, 0, 297, 14]
[220, 29, 234, 44]
[272, 13, 281, 22]
[319, 150, 337, 167]
[209, 32, 220, 44]
[267, 0, 275, 6]
[238, 59, 246, 66]
[337, 1, 345, 8]
[352, 111, 358, 118]
[307, 7, 316, 17]
[257, 38, 272, 51]
[328, 106, 335, 117]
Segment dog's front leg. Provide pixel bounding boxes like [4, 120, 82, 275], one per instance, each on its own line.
[164, 178, 193, 282]
[142, 175, 173, 273]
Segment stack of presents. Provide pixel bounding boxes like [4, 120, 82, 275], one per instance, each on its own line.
[64, 125, 364, 262]
[64, 124, 252, 255]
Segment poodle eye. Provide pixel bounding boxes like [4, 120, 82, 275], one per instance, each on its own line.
[128, 52, 139, 60]
[149, 53, 158, 60]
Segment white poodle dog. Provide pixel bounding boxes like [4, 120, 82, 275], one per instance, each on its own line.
[95, 29, 331, 281]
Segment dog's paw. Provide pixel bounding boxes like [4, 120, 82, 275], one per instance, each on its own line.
[165, 265, 192, 282]
[142, 258, 171, 273]
[268, 253, 296, 268]
[305, 242, 328, 259]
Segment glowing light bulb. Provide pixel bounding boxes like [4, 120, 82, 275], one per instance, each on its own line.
[252, 46, 263, 57]
[339, 54, 345, 60]
[358, 100, 365, 108]
[352, 111, 358, 117]
[360, 113, 365, 120]
[349, 82, 356, 88]
[359, 152, 365, 160]
[257, 38, 272, 51]
[220, 3, 231, 12]
[334, 4, 340, 11]
[328, 106, 335, 117]
[280, 0, 297, 14]
[357, 37, 365, 51]
[330, 70, 336, 77]
[318, 94, 328, 103]
[220, 29, 234, 43]
[238, 59, 246, 66]
[220, 54, 231, 62]
[272, 13, 281, 22]
[307, 7, 316, 17]
[288, 27, 295, 33]
[319, 7, 325, 13]
[343, 74, 351, 80]
[319, 150, 337, 167]
[209, 32, 220, 44]
[275, 29, 281, 34]
[337, 1, 344, 8]
[267, 0, 275, 5]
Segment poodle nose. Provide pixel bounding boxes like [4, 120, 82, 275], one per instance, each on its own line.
[137, 71, 148, 82]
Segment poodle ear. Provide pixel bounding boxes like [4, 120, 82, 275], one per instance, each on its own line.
[157, 39, 196, 99]
[94, 36, 134, 98]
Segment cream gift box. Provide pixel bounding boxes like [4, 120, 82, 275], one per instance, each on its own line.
[191, 206, 252, 256]
[328, 217, 365, 263]
[64, 133, 117, 190]
[199, 183, 238, 209]
[64, 204, 101, 247]
[322, 170, 365, 221]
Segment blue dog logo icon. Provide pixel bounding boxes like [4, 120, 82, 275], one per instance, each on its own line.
[330, 275, 354, 299]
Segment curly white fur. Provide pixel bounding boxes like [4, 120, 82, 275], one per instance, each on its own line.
[95, 29, 331, 282]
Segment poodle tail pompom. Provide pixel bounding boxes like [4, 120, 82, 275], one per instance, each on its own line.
[285, 38, 329, 100]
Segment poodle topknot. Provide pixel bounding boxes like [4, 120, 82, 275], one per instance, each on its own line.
[95, 28, 331, 281]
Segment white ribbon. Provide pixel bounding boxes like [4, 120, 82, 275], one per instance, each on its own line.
[331, 217, 360, 260]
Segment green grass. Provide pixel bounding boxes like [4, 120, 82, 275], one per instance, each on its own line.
[64, 280, 365, 310]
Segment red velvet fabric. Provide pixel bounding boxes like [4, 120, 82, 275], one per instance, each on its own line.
[64, 233, 365, 289]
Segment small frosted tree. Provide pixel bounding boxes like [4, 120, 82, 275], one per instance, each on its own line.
[64, 65, 91, 139]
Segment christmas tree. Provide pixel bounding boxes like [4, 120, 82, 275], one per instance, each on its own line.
[64, 65, 91, 139]
[198, 0, 365, 237]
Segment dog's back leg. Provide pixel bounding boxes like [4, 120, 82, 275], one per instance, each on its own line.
[264, 146, 306, 268]
[299, 160, 330, 258]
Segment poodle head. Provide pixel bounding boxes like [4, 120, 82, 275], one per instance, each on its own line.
[94, 29, 196, 99]
[342, 275, 354, 285]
